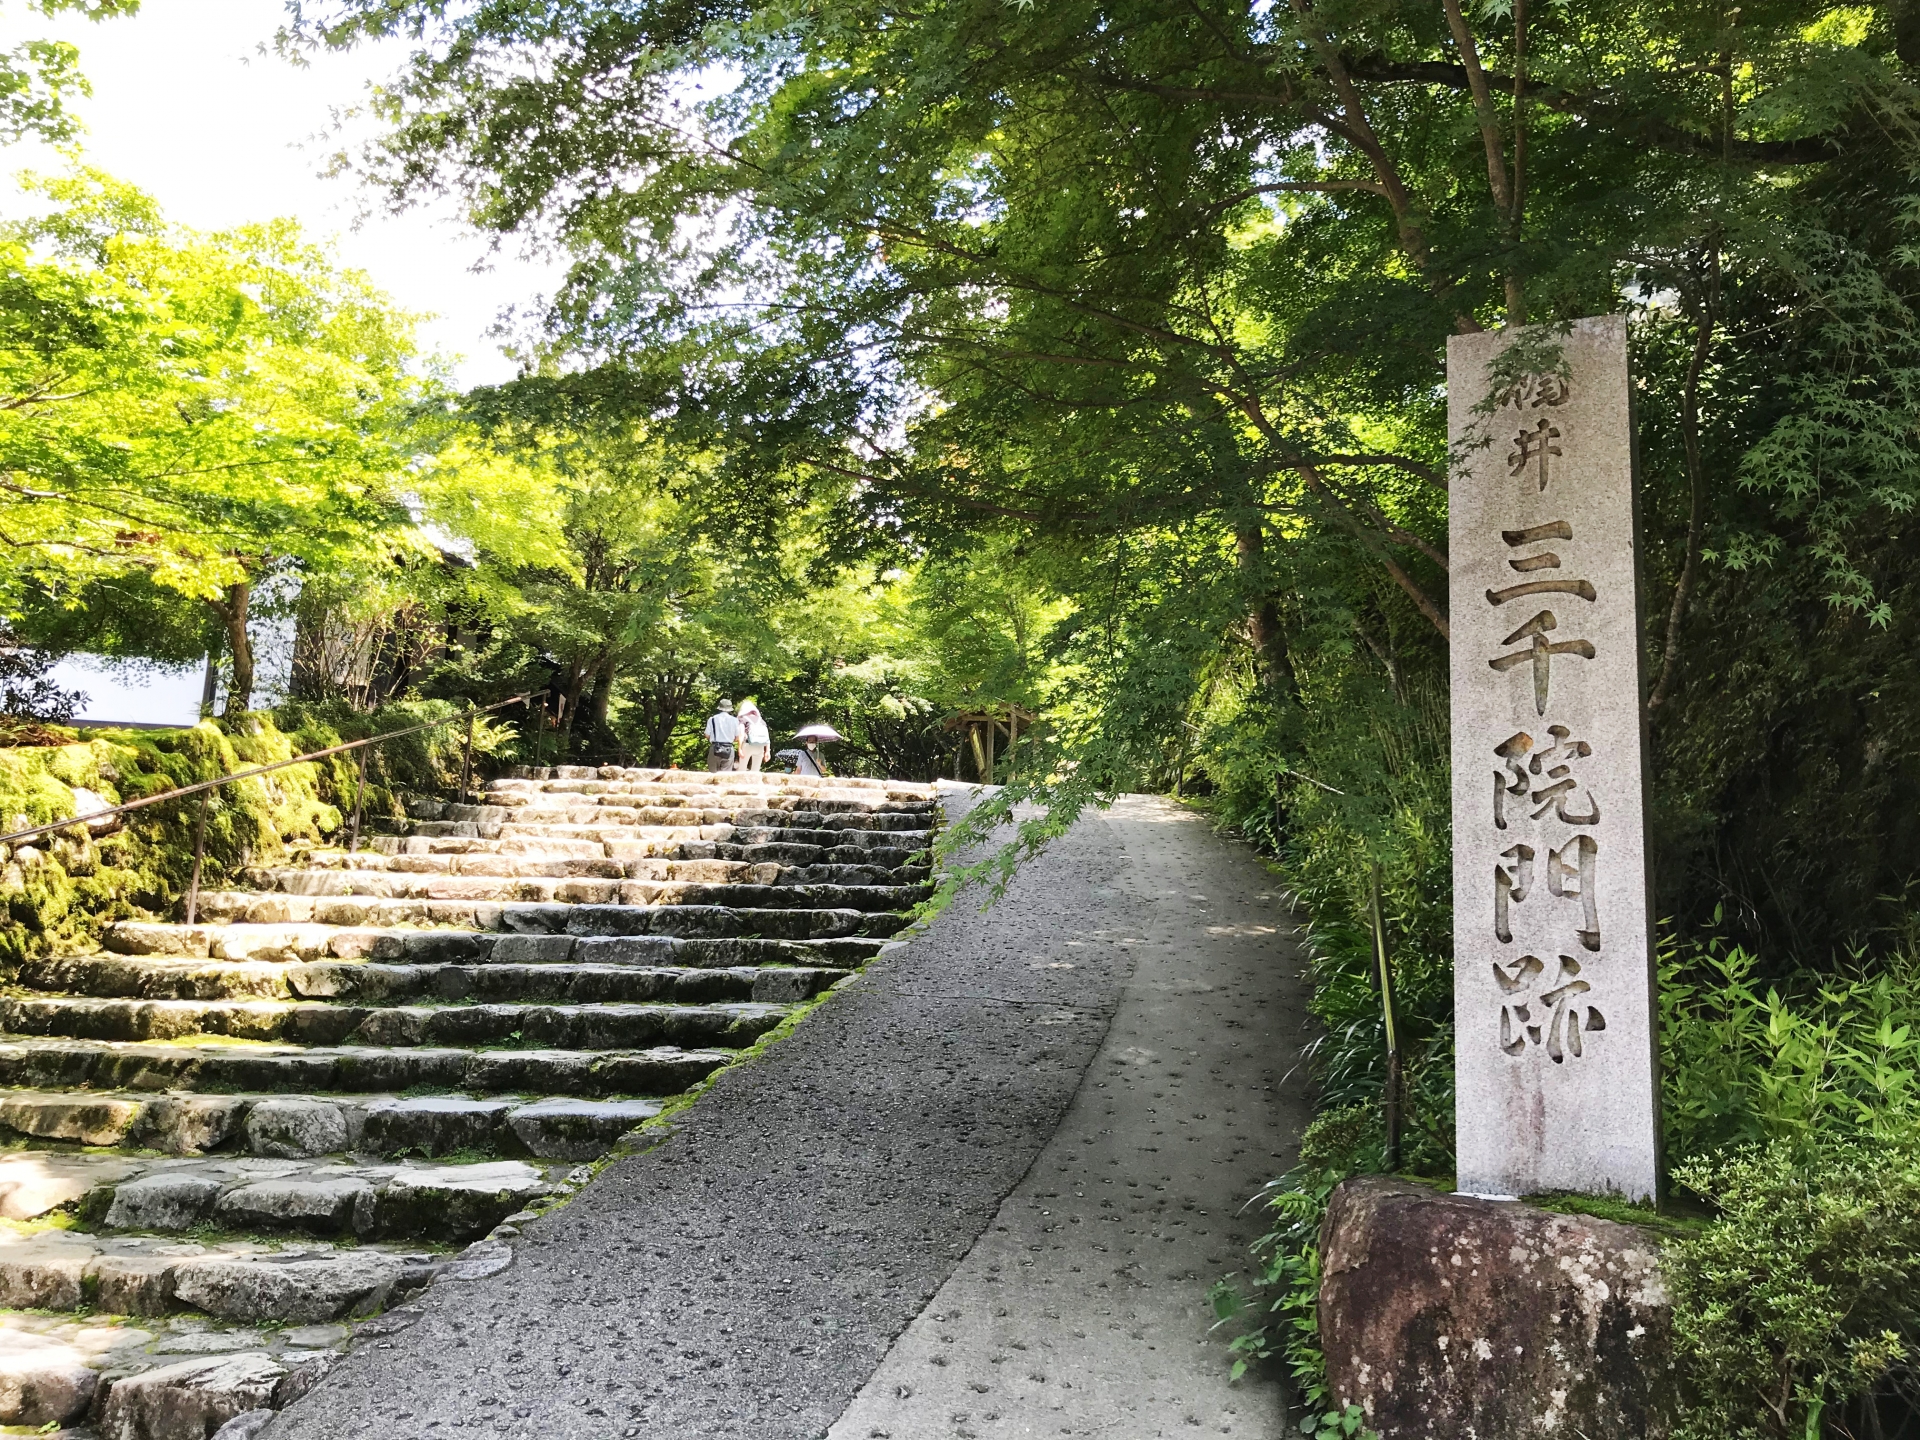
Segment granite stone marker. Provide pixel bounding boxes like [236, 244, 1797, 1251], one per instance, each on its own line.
[1447, 315, 1660, 1202]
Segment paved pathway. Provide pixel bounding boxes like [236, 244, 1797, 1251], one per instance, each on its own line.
[275, 788, 1312, 1439]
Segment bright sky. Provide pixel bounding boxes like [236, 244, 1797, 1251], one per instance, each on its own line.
[0, 0, 564, 388]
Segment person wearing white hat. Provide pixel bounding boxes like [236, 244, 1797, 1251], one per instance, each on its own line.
[737, 700, 771, 773]
[703, 698, 741, 771]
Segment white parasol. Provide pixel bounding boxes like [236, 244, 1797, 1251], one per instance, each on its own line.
[792, 723, 844, 742]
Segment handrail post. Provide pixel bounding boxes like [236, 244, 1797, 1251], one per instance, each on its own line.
[184, 791, 210, 926]
[461, 714, 476, 806]
[349, 747, 369, 854]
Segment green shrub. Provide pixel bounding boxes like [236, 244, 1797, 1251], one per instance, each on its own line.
[275, 698, 512, 827]
[1661, 935, 1920, 1156]
[1669, 1136, 1920, 1440]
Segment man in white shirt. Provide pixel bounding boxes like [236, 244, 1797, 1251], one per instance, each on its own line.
[703, 698, 741, 771]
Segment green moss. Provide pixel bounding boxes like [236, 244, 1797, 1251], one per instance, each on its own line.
[1528, 1189, 1707, 1237]
[0, 712, 361, 964]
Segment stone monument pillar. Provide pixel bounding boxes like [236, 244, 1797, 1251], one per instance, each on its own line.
[1447, 315, 1660, 1201]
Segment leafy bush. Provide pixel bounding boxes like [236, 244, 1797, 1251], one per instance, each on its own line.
[1668, 1136, 1920, 1440]
[1256, 678, 1456, 1180]
[274, 697, 513, 827]
[1662, 934, 1920, 1157]
[1656, 935, 1920, 1435]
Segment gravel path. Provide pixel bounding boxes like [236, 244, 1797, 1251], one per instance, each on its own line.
[273, 787, 1312, 1440]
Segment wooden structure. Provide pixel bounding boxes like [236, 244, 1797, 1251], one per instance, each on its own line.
[943, 705, 1036, 785]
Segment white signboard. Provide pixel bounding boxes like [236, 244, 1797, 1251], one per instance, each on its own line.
[1447, 315, 1660, 1202]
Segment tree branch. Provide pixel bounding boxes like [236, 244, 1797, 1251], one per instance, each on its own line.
[1297, 464, 1450, 638]
[1285, 0, 1477, 331]
[1440, 0, 1514, 219]
[1648, 246, 1719, 715]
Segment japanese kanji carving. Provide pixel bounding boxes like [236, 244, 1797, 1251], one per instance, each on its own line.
[1488, 610, 1597, 715]
[1494, 731, 1533, 831]
[1494, 842, 1535, 944]
[1528, 724, 1600, 825]
[1495, 953, 1605, 1062]
[1547, 834, 1601, 952]
[1509, 418, 1563, 492]
[1488, 521, 1597, 606]
[1498, 373, 1572, 410]
[1496, 725, 1601, 828]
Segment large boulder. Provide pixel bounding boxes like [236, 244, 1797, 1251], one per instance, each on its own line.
[1319, 1177, 1677, 1439]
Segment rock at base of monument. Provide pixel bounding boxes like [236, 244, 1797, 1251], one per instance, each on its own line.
[1319, 1177, 1677, 1439]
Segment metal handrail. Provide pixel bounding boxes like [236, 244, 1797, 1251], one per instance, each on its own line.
[0, 691, 543, 921]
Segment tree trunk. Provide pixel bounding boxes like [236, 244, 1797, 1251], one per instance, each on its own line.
[199, 626, 222, 719]
[589, 661, 616, 728]
[1235, 525, 1301, 702]
[636, 669, 694, 767]
[208, 581, 254, 718]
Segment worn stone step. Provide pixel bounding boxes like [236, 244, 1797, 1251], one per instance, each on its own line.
[771, 862, 931, 886]
[470, 797, 935, 831]
[0, 1038, 732, 1098]
[509, 790, 938, 815]
[21, 955, 847, 1005]
[0, 1304, 353, 1433]
[395, 834, 608, 858]
[0, 1147, 553, 1240]
[104, 919, 483, 962]
[103, 902, 892, 962]
[723, 826, 933, 850]
[477, 900, 894, 938]
[0, 1230, 439, 1326]
[472, 798, 933, 831]
[721, 807, 935, 831]
[611, 881, 925, 913]
[472, 932, 885, 966]
[0, 996, 789, 1050]
[250, 870, 609, 905]
[107, 1159, 551, 1242]
[683, 840, 924, 869]
[231, 869, 920, 909]
[67, 933, 877, 989]
[0, 1088, 662, 1162]
[495, 765, 932, 795]
[285, 844, 930, 881]
[293, 961, 838, 1006]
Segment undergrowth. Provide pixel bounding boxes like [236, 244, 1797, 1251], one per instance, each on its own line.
[1217, 920, 1920, 1438]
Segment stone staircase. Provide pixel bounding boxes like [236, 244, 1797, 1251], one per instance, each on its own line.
[0, 764, 937, 1437]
